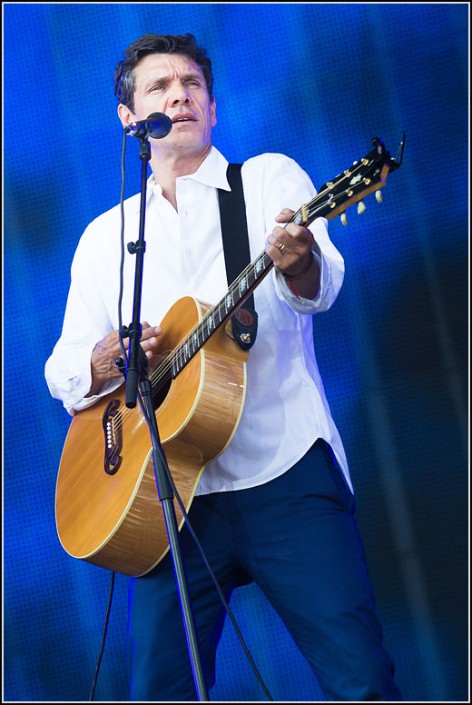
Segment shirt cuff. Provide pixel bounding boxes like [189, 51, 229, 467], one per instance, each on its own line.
[274, 251, 325, 312]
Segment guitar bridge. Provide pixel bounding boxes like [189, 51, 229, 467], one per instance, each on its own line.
[102, 399, 122, 475]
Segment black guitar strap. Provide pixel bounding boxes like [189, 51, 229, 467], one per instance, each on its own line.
[217, 163, 258, 350]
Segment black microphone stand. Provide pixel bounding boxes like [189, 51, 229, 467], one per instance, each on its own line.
[122, 130, 208, 701]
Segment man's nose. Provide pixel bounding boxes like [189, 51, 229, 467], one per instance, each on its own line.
[170, 84, 191, 104]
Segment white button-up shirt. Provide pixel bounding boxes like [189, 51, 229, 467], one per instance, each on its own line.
[45, 147, 353, 493]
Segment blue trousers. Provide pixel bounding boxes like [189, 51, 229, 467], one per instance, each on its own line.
[128, 440, 402, 701]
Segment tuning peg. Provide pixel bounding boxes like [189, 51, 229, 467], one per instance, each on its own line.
[357, 201, 366, 214]
[375, 190, 383, 203]
[340, 213, 348, 226]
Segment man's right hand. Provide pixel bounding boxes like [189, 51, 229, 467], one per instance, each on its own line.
[86, 321, 162, 397]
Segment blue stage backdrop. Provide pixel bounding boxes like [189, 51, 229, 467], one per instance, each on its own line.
[3, 3, 469, 702]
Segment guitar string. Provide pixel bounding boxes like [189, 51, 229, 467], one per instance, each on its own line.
[110, 156, 380, 431]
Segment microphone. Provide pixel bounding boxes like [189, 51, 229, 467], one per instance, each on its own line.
[125, 112, 173, 139]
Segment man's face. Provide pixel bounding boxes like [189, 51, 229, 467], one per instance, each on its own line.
[119, 52, 216, 156]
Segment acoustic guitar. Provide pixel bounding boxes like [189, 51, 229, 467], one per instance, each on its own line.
[55, 136, 404, 576]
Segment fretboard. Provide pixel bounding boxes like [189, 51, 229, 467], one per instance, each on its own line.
[170, 249, 273, 378]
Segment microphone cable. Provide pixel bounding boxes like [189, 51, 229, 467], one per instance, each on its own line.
[88, 128, 128, 702]
[89, 571, 115, 701]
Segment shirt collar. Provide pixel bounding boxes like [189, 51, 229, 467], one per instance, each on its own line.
[148, 146, 231, 202]
[183, 146, 231, 190]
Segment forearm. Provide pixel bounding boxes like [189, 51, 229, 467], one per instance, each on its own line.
[85, 338, 123, 398]
[282, 251, 320, 300]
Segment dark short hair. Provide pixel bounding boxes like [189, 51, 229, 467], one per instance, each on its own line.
[114, 33, 214, 111]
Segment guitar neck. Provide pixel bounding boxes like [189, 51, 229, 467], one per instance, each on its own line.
[151, 134, 405, 391]
[169, 249, 273, 379]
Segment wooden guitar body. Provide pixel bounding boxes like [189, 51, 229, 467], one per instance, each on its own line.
[55, 296, 248, 576]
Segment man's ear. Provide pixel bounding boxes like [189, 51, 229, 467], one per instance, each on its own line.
[117, 103, 135, 129]
[210, 98, 217, 128]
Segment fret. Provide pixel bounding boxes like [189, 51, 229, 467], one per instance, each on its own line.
[238, 276, 248, 296]
[171, 351, 179, 377]
[206, 314, 214, 335]
[211, 305, 222, 331]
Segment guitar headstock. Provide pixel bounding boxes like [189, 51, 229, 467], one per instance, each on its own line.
[296, 134, 405, 227]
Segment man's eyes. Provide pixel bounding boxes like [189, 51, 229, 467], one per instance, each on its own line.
[149, 79, 201, 91]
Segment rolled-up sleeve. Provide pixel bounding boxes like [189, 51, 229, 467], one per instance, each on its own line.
[44, 218, 123, 414]
[252, 153, 345, 314]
